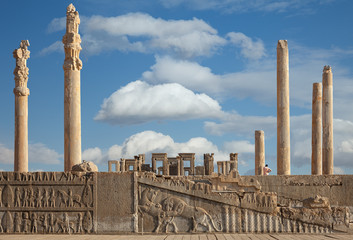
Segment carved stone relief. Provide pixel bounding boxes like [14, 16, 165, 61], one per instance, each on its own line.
[0, 172, 96, 234]
[138, 187, 223, 233]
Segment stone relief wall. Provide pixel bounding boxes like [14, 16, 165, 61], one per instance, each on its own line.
[0, 172, 96, 234]
[136, 173, 350, 234]
[0, 172, 351, 234]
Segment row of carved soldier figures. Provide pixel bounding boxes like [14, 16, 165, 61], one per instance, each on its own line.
[0, 211, 92, 234]
[0, 185, 92, 209]
[0, 171, 93, 182]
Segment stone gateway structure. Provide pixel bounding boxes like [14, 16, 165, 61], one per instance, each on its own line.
[3, 3, 352, 236]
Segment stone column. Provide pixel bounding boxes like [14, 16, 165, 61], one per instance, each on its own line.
[277, 40, 291, 175]
[121, 158, 126, 172]
[255, 130, 265, 175]
[13, 40, 30, 172]
[312, 83, 322, 175]
[230, 153, 238, 172]
[322, 66, 333, 175]
[63, 4, 83, 171]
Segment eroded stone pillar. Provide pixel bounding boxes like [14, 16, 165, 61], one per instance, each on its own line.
[63, 4, 83, 171]
[277, 40, 290, 175]
[255, 130, 265, 175]
[13, 40, 30, 172]
[322, 66, 333, 175]
[312, 83, 322, 175]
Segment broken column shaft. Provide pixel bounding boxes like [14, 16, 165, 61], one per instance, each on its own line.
[63, 4, 83, 171]
[277, 40, 291, 175]
[13, 40, 30, 172]
[312, 83, 322, 175]
[322, 66, 333, 175]
[255, 130, 265, 175]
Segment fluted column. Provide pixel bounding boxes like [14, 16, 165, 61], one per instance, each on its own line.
[63, 4, 83, 171]
[277, 40, 290, 175]
[255, 130, 265, 175]
[322, 66, 333, 175]
[312, 83, 322, 175]
[13, 40, 30, 172]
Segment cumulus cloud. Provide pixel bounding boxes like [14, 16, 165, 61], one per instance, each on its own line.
[142, 55, 276, 101]
[28, 143, 62, 164]
[204, 113, 276, 137]
[227, 32, 266, 60]
[94, 80, 223, 125]
[288, 115, 353, 171]
[0, 143, 61, 165]
[0, 144, 13, 164]
[44, 13, 226, 58]
[82, 130, 254, 166]
[142, 45, 353, 113]
[39, 41, 63, 56]
[159, 0, 334, 14]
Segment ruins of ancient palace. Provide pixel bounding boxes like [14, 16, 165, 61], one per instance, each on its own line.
[2, 3, 352, 236]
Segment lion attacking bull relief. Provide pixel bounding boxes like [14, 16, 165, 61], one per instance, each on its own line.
[138, 188, 223, 233]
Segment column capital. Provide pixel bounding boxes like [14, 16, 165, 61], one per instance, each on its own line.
[323, 65, 332, 73]
[277, 40, 288, 49]
[13, 40, 30, 96]
[63, 3, 82, 71]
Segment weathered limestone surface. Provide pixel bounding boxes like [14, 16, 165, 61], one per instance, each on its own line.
[13, 40, 30, 173]
[312, 83, 322, 175]
[277, 40, 290, 175]
[255, 130, 265, 175]
[96, 172, 136, 233]
[322, 66, 333, 175]
[63, 4, 83, 172]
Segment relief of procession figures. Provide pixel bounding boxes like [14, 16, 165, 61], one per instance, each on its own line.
[138, 187, 223, 233]
[0, 211, 93, 234]
[0, 184, 93, 209]
[0, 171, 94, 183]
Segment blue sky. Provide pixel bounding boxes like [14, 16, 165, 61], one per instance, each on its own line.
[1, 0, 353, 174]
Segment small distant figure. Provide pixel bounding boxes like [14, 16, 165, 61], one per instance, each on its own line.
[263, 164, 272, 175]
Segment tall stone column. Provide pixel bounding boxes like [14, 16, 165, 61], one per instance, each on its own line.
[255, 130, 265, 175]
[312, 83, 322, 175]
[13, 40, 30, 172]
[277, 40, 291, 175]
[322, 66, 333, 175]
[63, 4, 83, 172]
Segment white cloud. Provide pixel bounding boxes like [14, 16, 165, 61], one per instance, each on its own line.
[82, 130, 254, 167]
[289, 115, 353, 170]
[47, 17, 66, 33]
[94, 80, 223, 125]
[142, 45, 353, 114]
[82, 147, 102, 163]
[45, 13, 226, 58]
[159, 0, 334, 14]
[28, 143, 61, 164]
[142, 55, 276, 101]
[204, 113, 276, 137]
[39, 41, 63, 56]
[0, 143, 61, 165]
[0, 144, 13, 164]
[227, 32, 266, 60]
